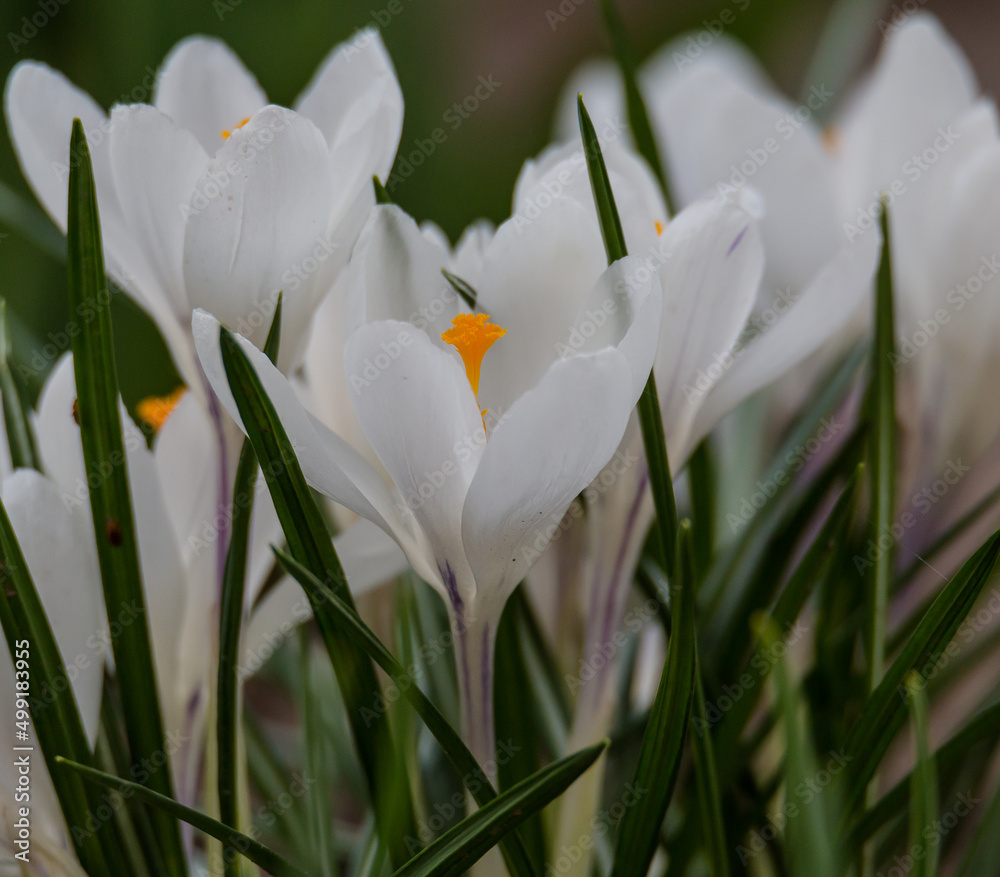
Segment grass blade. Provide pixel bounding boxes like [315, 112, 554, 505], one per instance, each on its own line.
[610, 522, 697, 877]
[58, 758, 310, 877]
[218, 326, 417, 867]
[0, 299, 41, 470]
[66, 118, 185, 876]
[579, 94, 678, 571]
[905, 673, 938, 877]
[216, 296, 281, 870]
[0, 496, 120, 876]
[596, 0, 672, 212]
[867, 198, 896, 692]
[842, 529, 1000, 814]
[273, 547, 539, 877]
[691, 657, 729, 877]
[392, 741, 607, 877]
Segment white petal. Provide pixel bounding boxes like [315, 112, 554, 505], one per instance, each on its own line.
[837, 14, 977, 215]
[0, 471, 104, 744]
[345, 320, 484, 596]
[192, 310, 406, 543]
[295, 28, 403, 184]
[182, 106, 334, 368]
[692, 228, 880, 445]
[154, 35, 267, 153]
[462, 349, 634, 601]
[653, 195, 763, 465]
[109, 104, 209, 318]
[345, 205, 459, 340]
[552, 59, 625, 144]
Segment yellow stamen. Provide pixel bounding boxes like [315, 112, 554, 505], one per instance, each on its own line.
[655, 220, 665, 235]
[821, 125, 840, 155]
[221, 116, 252, 140]
[137, 386, 186, 433]
[441, 313, 505, 398]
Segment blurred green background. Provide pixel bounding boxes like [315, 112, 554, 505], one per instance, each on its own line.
[0, 0, 990, 406]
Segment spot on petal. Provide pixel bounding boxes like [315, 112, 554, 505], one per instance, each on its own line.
[137, 386, 186, 433]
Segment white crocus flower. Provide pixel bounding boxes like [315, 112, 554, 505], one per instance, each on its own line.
[4, 27, 403, 382]
[194, 175, 663, 775]
[0, 469, 103, 877]
[833, 15, 1000, 506]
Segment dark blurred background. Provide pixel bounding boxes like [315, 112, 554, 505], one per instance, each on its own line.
[0, 0, 993, 406]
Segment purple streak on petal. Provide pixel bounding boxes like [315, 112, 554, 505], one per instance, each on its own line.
[439, 560, 464, 618]
[727, 225, 749, 257]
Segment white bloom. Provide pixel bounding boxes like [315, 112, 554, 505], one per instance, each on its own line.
[0, 469, 102, 877]
[4, 28, 403, 380]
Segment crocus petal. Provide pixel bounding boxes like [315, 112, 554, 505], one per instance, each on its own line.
[109, 104, 209, 319]
[691, 227, 880, 446]
[0, 470, 104, 743]
[345, 320, 485, 598]
[653, 195, 763, 465]
[836, 14, 977, 217]
[295, 28, 403, 184]
[182, 106, 334, 368]
[192, 310, 408, 546]
[552, 58, 626, 144]
[462, 349, 634, 601]
[4, 63, 139, 298]
[154, 35, 268, 153]
[345, 205, 459, 341]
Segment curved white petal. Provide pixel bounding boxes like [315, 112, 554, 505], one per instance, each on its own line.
[553, 58, 625, 144]
[154, 35, 267, 153]
[653, 195, 763, 465]
[109, 104, 209, 319]
[693, 227, 880, 446]
[295, 27, 403, 185]
[345, 320, 484, 599]
[345, 205, 458, 340]
[462, 349, 634, 601]
[836, 14, 978, 217]
[182, 106, 334, 368]
[192, 310, 407, 545]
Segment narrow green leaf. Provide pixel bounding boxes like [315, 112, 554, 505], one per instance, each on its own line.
[0, 299, 41, 470]
[66, 118, 185, 876]
[579, 94, 678, 571]
[373, 175, 394, 205]
[217, 297, 281, 872]
[596, 0, 673, 212]
[0, 496, 120, 877]
[691, 657, 729, 877]
[848, 697, 1000, 845]
[763, 617, 839, 877]
[218, 326, 416, 868]
[688, 440, 715, 577]
[868, 197, 896, 692]
[905, 673, 938, 877]
[58, 758, 311, 877]
[393, 741, 607, 877]
[441, 269, 478, 310]
[842, 529, 1000, 813]
[610, 521, 697, 877]
[956, 759, 1000, 876]
[272, 547, 538, 877]
[713, 466, 862, 786]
